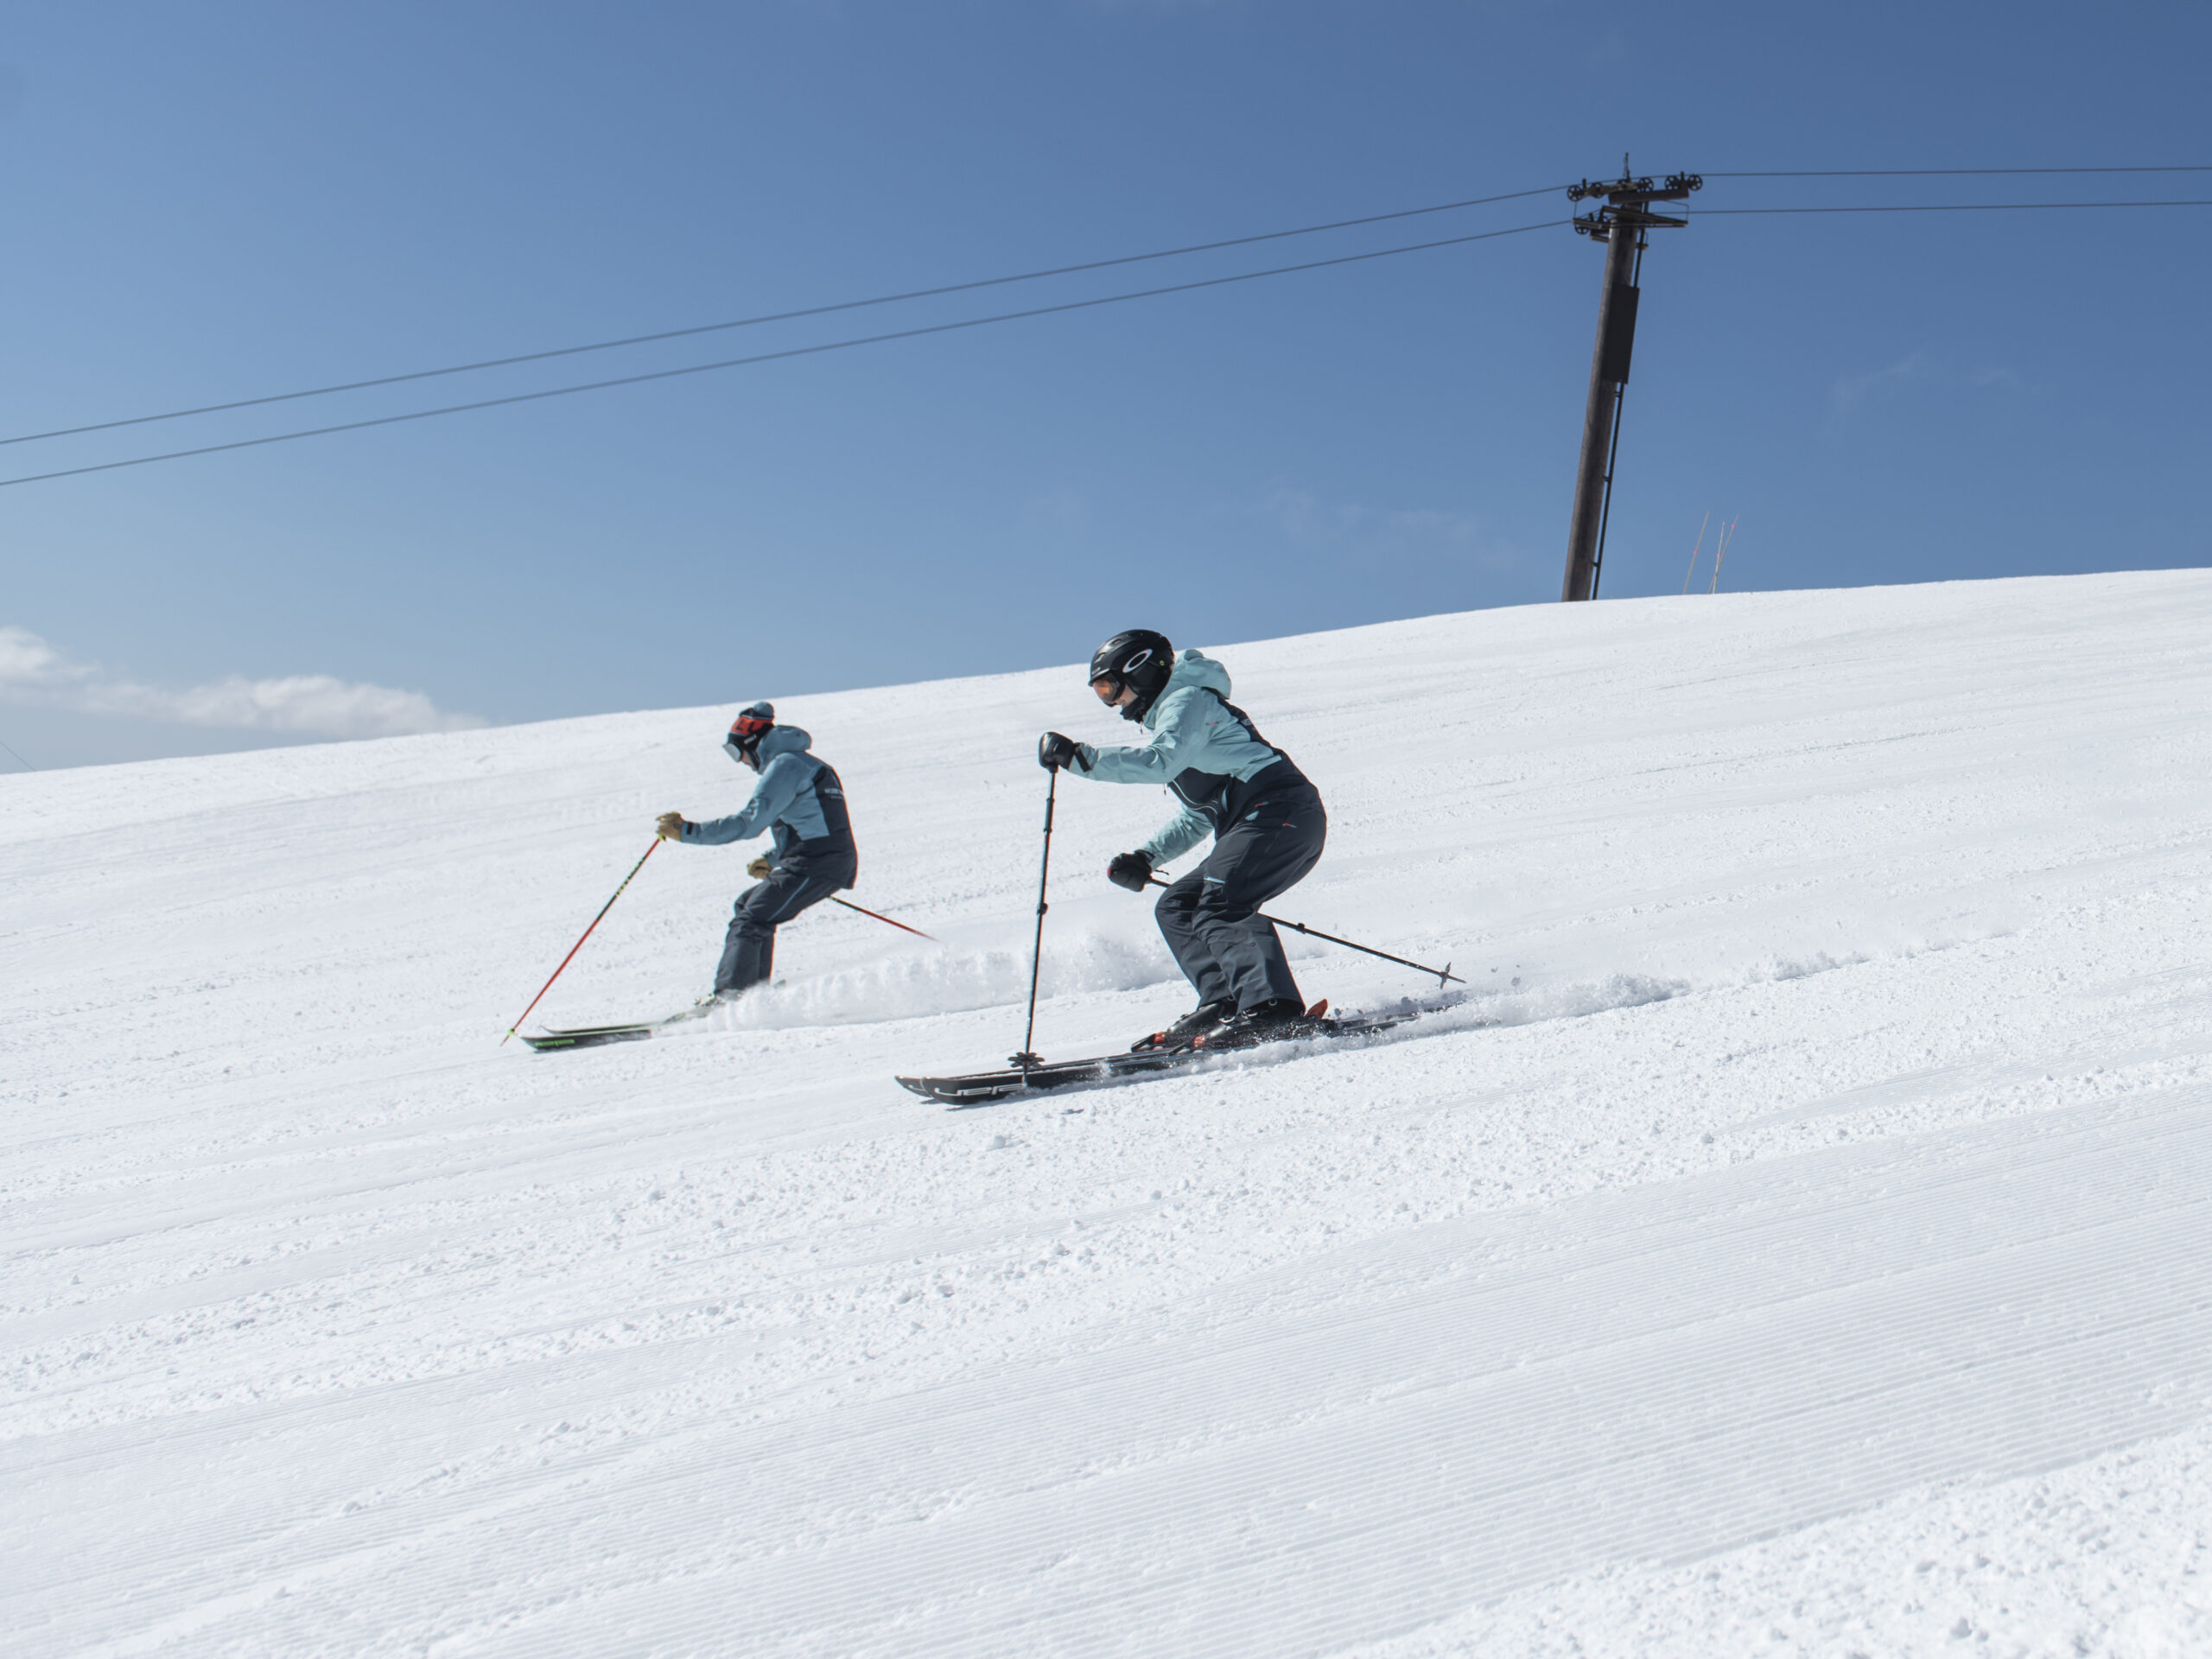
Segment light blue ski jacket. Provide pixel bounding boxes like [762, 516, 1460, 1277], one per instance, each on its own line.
[683, 725, 858, 880]
[1071, 650, 1298, 865]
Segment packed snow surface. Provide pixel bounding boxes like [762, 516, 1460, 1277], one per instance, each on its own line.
[6, 571, 2212, 1656]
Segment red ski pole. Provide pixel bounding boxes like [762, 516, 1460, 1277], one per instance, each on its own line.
[502, 838, 660, 1043]
[827, 893, 937, 941]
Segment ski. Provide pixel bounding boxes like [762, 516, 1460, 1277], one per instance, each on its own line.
[518, 1021, 658, 1052]
[897, 1005, 1416, 1106]
[519, 992, 740, 1051]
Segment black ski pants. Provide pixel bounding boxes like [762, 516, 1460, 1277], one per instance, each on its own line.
[1154, 778, 1326, 1013]
[715, 867, 845, 994]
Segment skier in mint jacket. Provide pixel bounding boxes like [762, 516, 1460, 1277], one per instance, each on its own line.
[656, 702, 857, 1003]
[1039, 631, 1326, 1049]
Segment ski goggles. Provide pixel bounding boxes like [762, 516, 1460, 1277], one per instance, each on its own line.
[723, 713, 773, 762]
[1090, 644, 1159, 704]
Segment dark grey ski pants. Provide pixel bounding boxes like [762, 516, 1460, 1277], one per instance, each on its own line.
[716, 867, 845, 994]
[1154, 778, 1326, 1013]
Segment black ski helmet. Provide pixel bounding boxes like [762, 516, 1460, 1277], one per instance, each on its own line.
[1089, 630, 1174, 722]
[722, 701, 775, 769]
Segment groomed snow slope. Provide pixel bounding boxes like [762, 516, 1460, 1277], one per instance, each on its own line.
[5, 571, 2212, 1657]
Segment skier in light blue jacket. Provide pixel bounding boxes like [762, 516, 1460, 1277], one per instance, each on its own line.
[656, 702, 857, 1006]
[1039, 630, 1326, 1050]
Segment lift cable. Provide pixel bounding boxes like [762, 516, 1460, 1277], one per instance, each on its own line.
[8, 169, 2206, 454]
[5, 193, 2208, 493]
[1704, 165, 2212, 179]
[0, 183, 1568, 450]
[1694, 198, 2212, 215]
[0, 217, 1570, 491]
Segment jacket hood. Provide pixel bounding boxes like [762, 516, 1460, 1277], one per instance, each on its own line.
[1162, 649, 1230, 701]
[755, 724, 813, 760]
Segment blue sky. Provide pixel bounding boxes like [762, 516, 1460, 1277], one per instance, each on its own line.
[1, 0, 2206, 768]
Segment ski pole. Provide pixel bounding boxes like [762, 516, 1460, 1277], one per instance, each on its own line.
[1146, 874, 1464, 988]
[827, 893, 937, 941]
[1681, 508, 1710, 595]
[502, 838, 660, 1043]
[1014, 766, 1059, 1070]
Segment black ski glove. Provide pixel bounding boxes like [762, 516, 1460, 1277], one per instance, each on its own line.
[1108, 850, 1154, 893]
[1038, 732, 1080, 772]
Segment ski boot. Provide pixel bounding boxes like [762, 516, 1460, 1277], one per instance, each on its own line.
[1130, 997, 1234, 1053]
[664, 988, 742, 1025]
[1190, 997, 1318, 1051]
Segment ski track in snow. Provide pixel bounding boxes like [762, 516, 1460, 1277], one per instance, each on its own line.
[4, 571, 2212, 1656]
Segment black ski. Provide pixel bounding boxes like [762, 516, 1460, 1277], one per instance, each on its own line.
[519, 993, 738, 1051]
[518, 1021, 657, 1052]
[898, 1007, 1416, 1105]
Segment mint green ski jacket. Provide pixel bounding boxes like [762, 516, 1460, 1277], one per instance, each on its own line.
[1071, 650, 1296, 865]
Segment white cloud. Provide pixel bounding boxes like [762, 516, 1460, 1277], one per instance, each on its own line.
[1832, 353, 2034, 414]
[0, 626, 485, 739]
[1832, 352, 1933, 410]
